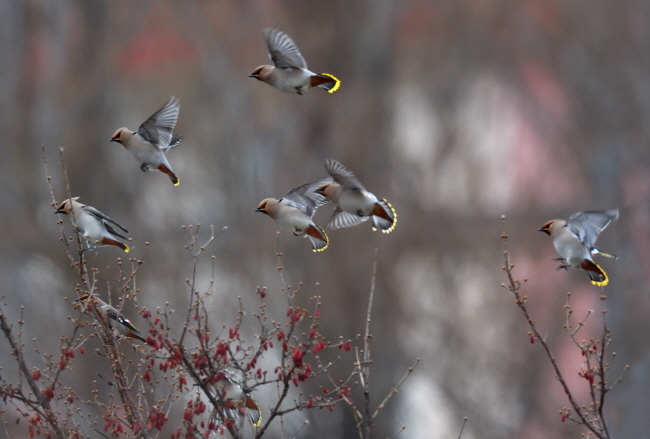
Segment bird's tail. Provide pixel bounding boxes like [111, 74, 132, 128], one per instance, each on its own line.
[102, 237, 130, 253]
[371, 199, 397, 233]
[245, 396, 262, 427]
[117, 316, 148, 343]
[157, 164, 180, 186]
[581, 260, 609, 286]
[306, 224, 329, 252]
[312, 73, 341, 93]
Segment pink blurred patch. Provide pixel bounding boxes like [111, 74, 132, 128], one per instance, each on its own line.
[512, 61, 584, 205]
[622, 166, 650, 283]
[117, 7, 196, 75]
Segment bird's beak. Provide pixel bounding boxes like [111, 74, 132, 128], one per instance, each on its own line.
[538, 227, 550, 236]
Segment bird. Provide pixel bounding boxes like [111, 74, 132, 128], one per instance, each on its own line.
[256, 179, 330, 251]
[110, 96, 183, 185]
[202, 372, 262, 427]
[539, 209, 619, 286]
[316, 159, 397, 233]
[249, 28, 341, 95]
[75, 293, 148, 344]
[55, 197, 130, 252]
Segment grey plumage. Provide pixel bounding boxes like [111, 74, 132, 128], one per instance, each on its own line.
[317, 159, 397, 233]
[256, 179, 330, 251]
[110, 96, 182, 185]
[55, 197, 130, 252]
[76, 294, 147, 343]
[202, 372, 262, 427]
[539, 209, 619, 286]
[249, 29, 340, 94]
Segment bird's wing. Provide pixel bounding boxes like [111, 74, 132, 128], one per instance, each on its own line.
[326, 207, 368, 230]
[82, 206, 129, 238]
[284, 178, 330, 217]
[137, 96, 180, 149]
[162, 135, 183, 152]
[263, 28, 307, 70]
[117, 316, 147, 342]
[567, 209, 619, 248]
[325, 159, 366, 191]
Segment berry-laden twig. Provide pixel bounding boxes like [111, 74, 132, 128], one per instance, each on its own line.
[500, 216, 626, 439]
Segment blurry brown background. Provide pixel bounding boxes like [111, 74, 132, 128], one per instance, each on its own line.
[1, 1, 649, 438]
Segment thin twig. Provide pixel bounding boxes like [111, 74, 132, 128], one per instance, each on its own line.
[371, 358, 419, 419]
[359, 250, 379, 439]
[457, 417, 468, 439]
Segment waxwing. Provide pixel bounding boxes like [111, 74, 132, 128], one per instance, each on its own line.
[202, 372, 262, 427]
[249, 28, 340, 95]
[256, 179, 330, 251]
[110, 96, 182, 185]
[316, 159, 397, 233]
[76, 294, 148, 344]
[539, 209, 619, 286]
[55, 197, 130, 252]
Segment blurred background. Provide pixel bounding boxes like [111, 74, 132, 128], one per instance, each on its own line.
[1, 1, 650, 438]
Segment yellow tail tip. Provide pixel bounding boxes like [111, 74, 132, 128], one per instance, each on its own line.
[590, 262, 608, 286]
[123, 244, 130, 253]
[591, 277, 609, 287]
[252, 412, 262, 427]
[321, 73, 341, 93]
[173, 178, 180, 186]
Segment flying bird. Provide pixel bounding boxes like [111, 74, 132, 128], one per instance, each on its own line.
[256, 179, 330, 251]
[76, 293, 148, 344]
[55, 197, 130, 252]
[249, 28, 341, 95]
[316, 159, 397, 233]
[110, 96, 183, 185]
[202, 372, 262, 427]
[539, 209, 619, 286]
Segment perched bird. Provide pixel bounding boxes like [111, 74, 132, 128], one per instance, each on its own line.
[55, 197, 130, 252]
[110, 96, 182, 185]
[202, 372, 262, 427]
[256, 179, 330, 251]
[316, 159, 397, 233]
[76, 293, 148, 344]
[249, 28, 341, 95]
[539, 209, 619, 286]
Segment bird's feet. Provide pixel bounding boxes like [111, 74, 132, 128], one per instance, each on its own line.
[140, 163, 151, 172]
[555, 264, 571, 271]
[78, 244, 95, 257]
[551, 257, 567, 262]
